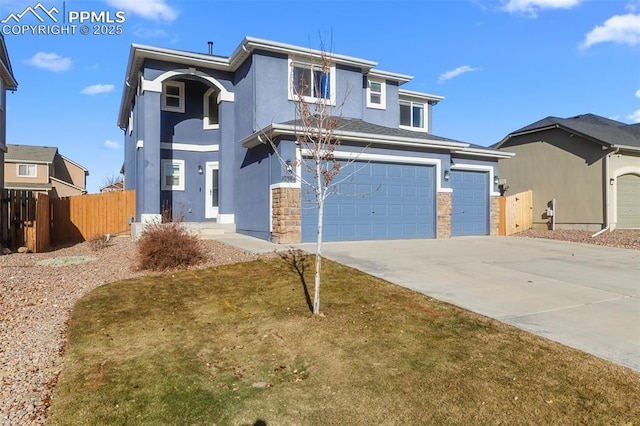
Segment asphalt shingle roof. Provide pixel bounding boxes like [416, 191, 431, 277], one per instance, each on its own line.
[503, 113, 640, 149]
[5, 144, 58, 163]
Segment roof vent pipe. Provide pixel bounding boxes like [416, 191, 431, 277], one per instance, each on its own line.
[208, 41, 213, 55]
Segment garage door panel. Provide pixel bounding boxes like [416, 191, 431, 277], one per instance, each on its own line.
[617, 174, 640, 229]
[451, 170, 489, 236]
[302, 161, 435, 242]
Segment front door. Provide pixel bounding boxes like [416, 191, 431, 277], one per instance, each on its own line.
[205, 162, 219, 219]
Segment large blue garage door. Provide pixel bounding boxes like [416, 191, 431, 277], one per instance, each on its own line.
[302, 161, 436, 242]
[451, 170, 489, 236]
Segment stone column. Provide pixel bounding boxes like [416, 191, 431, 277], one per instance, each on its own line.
[437, 192, 452, 239]
[490, 195, 500, 236]
[271, 187, 301, 244]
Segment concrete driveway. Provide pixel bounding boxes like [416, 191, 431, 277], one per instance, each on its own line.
[296, 236, 640, 371]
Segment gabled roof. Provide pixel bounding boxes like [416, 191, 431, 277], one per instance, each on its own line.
[118, 37, 425, 128]
[241, 117, 513, 159]
[494, 113, 640, 151]
[0, 34, 17, 90]
[5, 144, 57, 163]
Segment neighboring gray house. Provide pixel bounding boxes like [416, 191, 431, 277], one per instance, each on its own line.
[118, 37, 512, 243]
[0, 34, 18, 246]
[495, 114, 640, 231]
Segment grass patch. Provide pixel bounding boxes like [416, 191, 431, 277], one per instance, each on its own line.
[48, 257, 640, 425]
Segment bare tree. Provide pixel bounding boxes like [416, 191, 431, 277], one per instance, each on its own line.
[268, 43, 364, 315]
[100, 173, 124, 192]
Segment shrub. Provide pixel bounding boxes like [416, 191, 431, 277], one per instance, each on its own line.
[136, 221, 207, 271]
[88, 234, 110, 252]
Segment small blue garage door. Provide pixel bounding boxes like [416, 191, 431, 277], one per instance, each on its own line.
[301, 161, 436, 242]
[451, 170, 489, 236]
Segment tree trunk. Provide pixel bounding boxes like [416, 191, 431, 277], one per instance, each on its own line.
[314, 195, 323, 314]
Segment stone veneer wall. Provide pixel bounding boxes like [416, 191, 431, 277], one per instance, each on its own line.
[490, 196, 500, 236]
[271, 187, 301, 244]
[437, 192, 452, 239]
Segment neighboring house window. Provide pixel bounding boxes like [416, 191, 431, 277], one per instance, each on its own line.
[203, 87, 220, 129]
[161, 81, 185, 113]
[17, 163, 37, 178]
[366, 79, 386, 109]
[288, 58, 336, 104]
[161, 159, 185, 191]
[400, 101, 426, 130]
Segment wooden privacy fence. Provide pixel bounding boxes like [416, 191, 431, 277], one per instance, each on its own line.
[50, 190, 136, 246]
[499, 190, 533, 236]
[4, 189, 135, 252]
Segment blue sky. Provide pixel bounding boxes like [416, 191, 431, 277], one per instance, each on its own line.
[1, 0, 639, 193]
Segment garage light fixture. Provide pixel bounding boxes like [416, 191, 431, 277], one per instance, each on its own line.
[610, 178, 615, 185]
[197, 165, 203, 174]
[286, 159, 293, 173]
[444, 170, 450, 181]
[494, 175, 499, 185]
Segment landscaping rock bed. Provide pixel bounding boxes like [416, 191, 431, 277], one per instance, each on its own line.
[0, 237, 264, 425]
[515, 229, 640, 250]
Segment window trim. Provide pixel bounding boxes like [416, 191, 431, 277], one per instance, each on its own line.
[288, 58, 336, 105]
[161, 81, 185, 113]
[366, 78, 386, 109]
[16, 163, 37, 178]
[203, 87, 220, 130]
[161, 159, 185, 191]
[399, 100, 427, 131]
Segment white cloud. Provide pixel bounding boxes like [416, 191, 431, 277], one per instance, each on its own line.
[626, 109, 640, 123]
[103, 140, 120, 150]
[636, 89, 640, 98]
[582, 14, 640, 48]
[80, 84, 115, 95]
[26, 52, 72, 72]
[438, 65, 478, 83]
[104, 0, 177, 22]
[503, 0, 581, 17]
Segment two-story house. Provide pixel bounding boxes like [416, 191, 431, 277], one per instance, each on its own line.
[1, 34, 18, 246]
[118, 37, 513, 243]
[4, 144, 88, 197]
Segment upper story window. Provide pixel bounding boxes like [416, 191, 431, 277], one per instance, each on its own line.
[17, 163, 37, 178]
[366, 78, 386, 109]
[161, 159, 185, 191]
[288, 58, 336, 105]
[400, 101, 426, 131]
[203, 87, 220, 130]
[161, 81, 185, 113]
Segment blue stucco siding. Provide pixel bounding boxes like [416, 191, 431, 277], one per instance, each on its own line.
[234, 143, 272, 240]
[138, 90, 162, 218]
[160, 149, 220, 221]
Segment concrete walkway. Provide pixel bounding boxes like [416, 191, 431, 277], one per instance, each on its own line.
[215, 233, 640, 371]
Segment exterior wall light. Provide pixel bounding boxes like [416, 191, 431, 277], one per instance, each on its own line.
[286, 160, 293, 173]
[494, 175, 499, 185]
[197, 165, 203, 174]
[443, 170, 450, 181]
[610, 178, 615, 185]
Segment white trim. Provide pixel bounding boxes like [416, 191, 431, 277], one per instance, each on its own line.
[16, 163, 37, 178]
[142, 68, 234, 102]
[160, 142, 219, 152]
[366, 77, 386, 110]
[136, 140, 144, 149]
[161, 80, 185, 113]
[203, 87, 220, 130]
[128, 110, 133, 136]
[300, 148, 449, 192]
[399, 88, 444, 104]
[451, 163, 500, 196]
[205, 161, 219, 219]
[271, 182, 301, 189]
[288, 58, 336, 105]
[160, 159, 185, 191]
